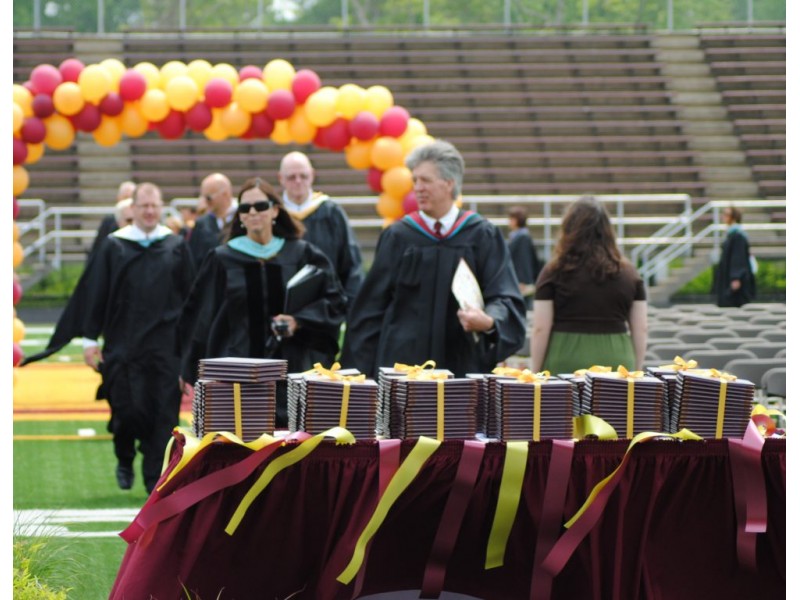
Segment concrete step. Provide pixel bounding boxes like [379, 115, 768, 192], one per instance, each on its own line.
[652, 34, 700, 49]
[656, 49, 705, 62]
[688, 137, 743, 151]
[703, 182, 760, 197]
[683, 120, 734, 135]
[700, 166, 754, 181]
[673, 91, 723, 105]
[692, 151, 746, 167]
[667, 78, 718, 92]
[660, 63, 711, 77]
[681, 106, 728, 120]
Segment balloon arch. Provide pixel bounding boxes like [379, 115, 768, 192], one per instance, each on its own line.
[12, 56, 437, 366]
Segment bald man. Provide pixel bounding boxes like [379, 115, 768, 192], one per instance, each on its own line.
[88, 180, 137, 260]
[188, 172, 238, 266]
[278, 151, 364, 305]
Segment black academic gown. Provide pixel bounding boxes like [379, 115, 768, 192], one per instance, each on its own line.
[714, 227, 756, 307]
[188, 213, 228, 268]
[340, 211, 527, 378]
[177, 239, 347, 386]
[508, 228, 541, 286]
[289, 197, 365, 305]
[23, 232, 196, 444]
[87, 214, 118, 260]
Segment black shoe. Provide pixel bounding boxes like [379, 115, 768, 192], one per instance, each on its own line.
[116, 464, 134, 490]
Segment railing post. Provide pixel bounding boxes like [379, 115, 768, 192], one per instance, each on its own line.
[54, 212, 62, 270]
[543, 200, 552, 261]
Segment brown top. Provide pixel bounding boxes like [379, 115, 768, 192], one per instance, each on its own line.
[534, 259, 645, 334]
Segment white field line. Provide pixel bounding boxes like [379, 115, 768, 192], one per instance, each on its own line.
[14, 508, 140, 538]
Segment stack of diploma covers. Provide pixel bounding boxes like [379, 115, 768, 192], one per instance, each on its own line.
[466, 372, 515, 439]
[583, 371, 667, 437]
[673, 370, 755, 438]
[287, 369, 378, 439]
[493, 376, 574, 441]
[646, 367, 680, 432]
[557, 372, 592, 417]
[391, 377, 480, 440]
[192, 357, 287, 440]
[378, 366, 453, 437]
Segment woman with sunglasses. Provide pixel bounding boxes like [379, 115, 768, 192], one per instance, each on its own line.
[177, 177, 347, 428]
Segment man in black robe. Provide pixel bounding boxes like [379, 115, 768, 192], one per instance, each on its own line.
[22, 182, 196, 493]
[340, 140, 527, 378]
[713, 205, 756, 307]
[278, 151, 364, 305]
[507, 205, 542, 310]
[188, 172, 237, 266]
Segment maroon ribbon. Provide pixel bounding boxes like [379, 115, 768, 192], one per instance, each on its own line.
[728, 419, 768, 570]
[420, 440, 486, 598]
[530, 440, 575, 600]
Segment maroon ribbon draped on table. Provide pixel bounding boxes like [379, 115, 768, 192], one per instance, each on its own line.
[110, 437, 785, 600]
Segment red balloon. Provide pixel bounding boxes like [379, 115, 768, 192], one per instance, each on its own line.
[321, 117, 351, 152]
[99, 92, 124, 116]
[312, 127, 328, 149]
[291, 69, 321, 104]
[402, 191, 418, 214]
[118, 70, 147, 101]
[367, 167, 384, 193]
[21, 117, 47, 143]
[72, 103, 102, 132]
[156, 110, 186, 139]
[266, 89, 296, 120]
[379, 106, 410, 138]
[13, 197, 19, 220]
[239, 65, 263, 81]
[32, 93, 55, 118]
[31, 64, 63, 96]
[349, 111, 379, 141]
[22, 80, 39, 95]
[13, 280, 23, 305]
[13, 343, 24, 367]
[185, 102, 213, 132]
[249, 112, 275, 138]
[59, 58, 85, 83]
[13, 138, 28, 165]
[204, 78, 233, 108]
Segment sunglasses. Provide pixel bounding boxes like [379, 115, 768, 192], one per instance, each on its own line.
[237, 200, 273, 214]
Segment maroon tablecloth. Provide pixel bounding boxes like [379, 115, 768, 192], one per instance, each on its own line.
[110, 436, 785, 600]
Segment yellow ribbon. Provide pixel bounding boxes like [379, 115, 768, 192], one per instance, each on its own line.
[752, 403, 785, 420]
[304, 362, 366, 382]
[613, 366, 644, 439]
[337, 436, 441, 584]
[564, 428, 702, 529]
[573, 415, 619, 440]
[339, 381, 351, 428]
[533, 382, 541, 442]
[394, 360, 437, 377]
[573, 365, 612, 377]
[708, 369, 737, 439]
[515, 369, 550, 383]
[485, 441, 528, 569]
[233, 382, 243, 439]
[225, 427, 355, 535]
[437, 379, 444, 441]
[492, 366, 526, 377]
[657, 356, 698, 371]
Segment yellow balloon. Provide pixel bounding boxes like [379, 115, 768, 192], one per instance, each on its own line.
[44, 114, 75, 150]
[100, 58, 126, 90]
[210, 63, 239, 88]
[262, 59, 296, 91]
[13, 222, 20, 242]
[140, 89, 170, 122]
[52, 81, 85, 116]
[370, 136, 405, 171]
[13, 318, 26, 344]
[165, 75, 199, 111]
[187, 59, 214, 90]
[133, 62, 161, 89]
[305, 87, 339, 128]
[408, 133, 436, 152]
[365, 85, 394, 118]
[78, 64, 113, 103]
[399, 117, 429, 153]
[336, 84, 367, 120]
[344, 139, 374, 170]
[220, 103, 251, 137]
[13, 103, 24, 133]
[13, 165, 30, 196]
[120, 102, 149, 137]
[93, 116, 122, 147]
[270, 120, 293, 145]
[381, 166, 414, 199]
[13, 85, 33, 117]
[160, 60, 189, 88]
[203, 109, 229, 141]
[377, 192, 405, 220]
[24, 142, 45, 165]
[13, 242, 25, 268]
[288, 106, 317, 144]
[234, 78, 269, 113]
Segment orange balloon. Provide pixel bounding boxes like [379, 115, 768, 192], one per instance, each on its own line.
[203, 108, 229, 141]
[93, 116, 122, 147]
[44, 114, 75, 150]
[13, 241, 25, 268]
[270, 120, 293, 145]
[24, 142, 45, 165]
[13, 103, 24, 133]
[376, 192, 405, 220]
[219, 103, 251, 137]
[344, 140, 374, 170]
[52, 81, 85, 116]
[381, 166, 414, 199]
[305, 87, 338, 128]
[13, 165, 29, 196]
[13, 85, 34, 117]
[370, 136, 405, 171]
[13, 318, 26, 344]
[288, 105, 317, 144]
[140, 89, 170, 122]
[13, 222, 20, 242]
[120, 102, 149, 138]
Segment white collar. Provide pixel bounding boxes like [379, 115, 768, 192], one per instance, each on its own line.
[112, 223, 173, 242]
[419, 204, 459, 235]
[283, 190, 324, 213]
[215, 201, 238, 229]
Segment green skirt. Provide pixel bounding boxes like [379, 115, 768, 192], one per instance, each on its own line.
[542, 331, 636, 374]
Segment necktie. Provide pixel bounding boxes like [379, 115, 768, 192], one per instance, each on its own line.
[434, 220, 443, 238]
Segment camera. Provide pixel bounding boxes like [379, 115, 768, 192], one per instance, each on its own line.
[273, 320, 290, 338]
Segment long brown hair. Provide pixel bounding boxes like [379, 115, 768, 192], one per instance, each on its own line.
[228, 177, 305, 240]
[551, 196, 622, 281]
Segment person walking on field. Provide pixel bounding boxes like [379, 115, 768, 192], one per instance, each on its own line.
[713, 205, 756, 308]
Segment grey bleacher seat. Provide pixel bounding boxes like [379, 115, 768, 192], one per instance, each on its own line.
[644, 350, 660, 363]
[761, 367, 786, 398]
[747, 314, 786, 327]
[676, 329, 735, 344]
[707, 337, 765, 351]
[648, 327, 678, 340]
[739, 303, 786, 312]
[739, 342, 786, 359]
[683, 348, 757, 370]
[722, 358, 786, 389]
[648, 343, 714, 361]
[759, 329, 786, 343]
[775, 348, 786, 359]
[728, 325, 772, 338]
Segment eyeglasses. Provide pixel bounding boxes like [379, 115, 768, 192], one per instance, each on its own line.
[237, 200, 273, 214]
[283, 173, 310, 182]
